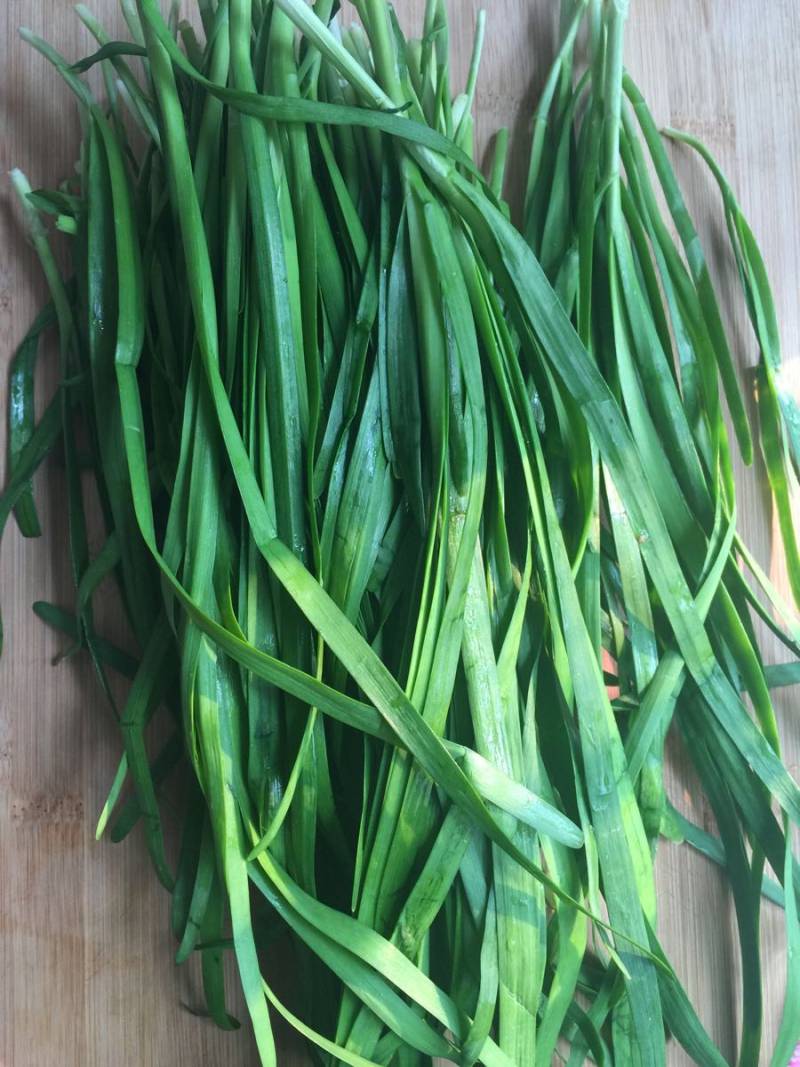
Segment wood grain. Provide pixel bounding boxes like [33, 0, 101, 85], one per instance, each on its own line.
[1, 2, 798, 1064]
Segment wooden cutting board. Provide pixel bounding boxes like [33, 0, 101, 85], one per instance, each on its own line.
[1, 2, 798, 1064]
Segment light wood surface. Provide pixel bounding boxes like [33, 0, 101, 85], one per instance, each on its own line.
[1, 2, 798, 1064]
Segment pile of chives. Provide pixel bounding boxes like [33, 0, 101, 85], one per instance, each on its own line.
[3, 1, 799, 1063]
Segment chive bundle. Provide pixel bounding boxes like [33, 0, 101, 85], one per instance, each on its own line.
[3, 1, 799, 1064]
